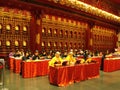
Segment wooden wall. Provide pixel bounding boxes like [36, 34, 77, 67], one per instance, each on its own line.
[0, 7, 31, 57]
[0, 0, 119, 57]
[91, 25, 116, 52]
[38, 14, 117, 52]
[41, 14, 87, 52]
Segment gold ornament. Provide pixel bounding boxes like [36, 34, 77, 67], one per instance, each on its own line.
[15, 40, 19, 46]
[6, 25, 11, 30]
[42, 42, 44, 46]
[23, 26, 27, 31]
[36, 19, 41, 25]
[36, 33, 40, 44]
[0, 24, 2, 29]
[6, 41, 10, 46]
[0, 41, 1, 46]
[15, 26, 19, 31]
[23, 41, 27, 46]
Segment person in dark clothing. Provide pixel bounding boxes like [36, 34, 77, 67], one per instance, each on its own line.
[40, 51, 47, 59]
[14, 49, 21, 57]
[83, 50, 88, 61]
[100, 53, 106, 70]
[94, 50, 99, 56]
[42, 51, 47, 56]
[62, 51, 68, 58]
[22, 52, 32, 61]
[32, 50, 40, 60]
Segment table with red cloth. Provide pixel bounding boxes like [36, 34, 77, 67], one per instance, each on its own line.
[85, 63, 100, 79]
[22, 59, 50, 78]
[8, 57, 22, 74]
[104, 58, 120, 72]
[49, 62, 99, 86]
[91, 56, 102, 67]
[13, 58, 22, 74]
[8, 57, 15, 70]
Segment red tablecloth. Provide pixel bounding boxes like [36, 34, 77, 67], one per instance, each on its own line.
[49, 66, 75, 86]
[85, 63, 99, 79]
[66, 66, 75, 84]
[8, 57, 15, 70]
[22, 60, 50, 78]
[13, 59, 22, 74]
[104, 59, 120, 72]
[92, 57, 102, 67]
[74, 64, 87, 82]
[49, 63, 99, 86]
[49, 66, 68, 86]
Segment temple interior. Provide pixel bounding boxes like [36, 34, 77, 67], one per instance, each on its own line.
[0, 0, 120, 90]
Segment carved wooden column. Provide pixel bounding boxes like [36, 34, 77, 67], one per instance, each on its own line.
[30, 10, 42, 52]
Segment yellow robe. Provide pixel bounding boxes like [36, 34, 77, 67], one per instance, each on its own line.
[86, 58, 92, 63]
[49, 57, 63, 67]
[65, 55, 76, 63]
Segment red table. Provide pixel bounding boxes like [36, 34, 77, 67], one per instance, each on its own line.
[74, 64, 87, 82]
[91, 56, 102, 67]
[49, 65, 75, 86]
[22, 60, 50, 78]
[13, 58, 22, 74]
[49, 63, 99, 86]
[8, 57, 22, 73]
[8, 57, 15, 70]
[104, 58, 120, 72]
[85, 63, 99, 79]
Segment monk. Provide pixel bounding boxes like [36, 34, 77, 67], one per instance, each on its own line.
[49, 52, 63, 67]
[65, 52, 76, 65]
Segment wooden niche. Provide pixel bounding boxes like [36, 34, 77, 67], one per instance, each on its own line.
[0, 7, 31, 56]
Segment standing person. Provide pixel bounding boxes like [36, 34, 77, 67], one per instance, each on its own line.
[49, 52, 63, 67]
[101, 52, 106, 70]
[83, 50, 88, 61]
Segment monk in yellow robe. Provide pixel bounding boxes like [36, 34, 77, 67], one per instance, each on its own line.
[65, 52, 76, 65]
[86, 58, 92, 63]
[49, 52, 63, 67]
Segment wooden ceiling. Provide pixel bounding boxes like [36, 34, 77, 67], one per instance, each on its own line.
[0, 0, 119, 28]
[109, 0, 120, 9]
[110, 0, 120, 4]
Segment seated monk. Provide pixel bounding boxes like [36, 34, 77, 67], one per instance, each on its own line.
[76, 58, 85, 64]
[65, 52, 76, 65]
[49, 51, 63, 67]
[85, 58, 92, 63]
[80, 58, 85, 64]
